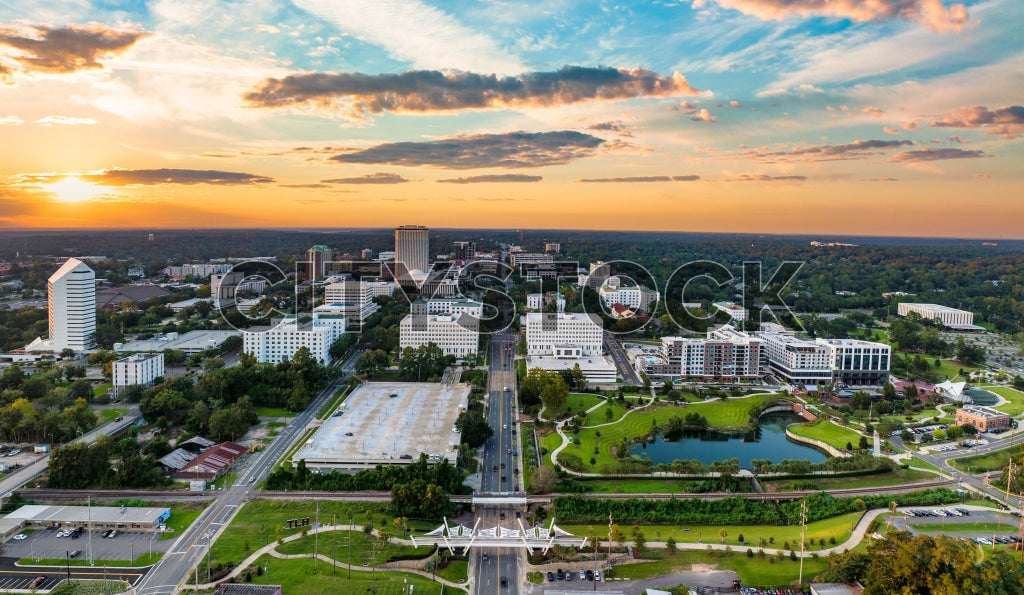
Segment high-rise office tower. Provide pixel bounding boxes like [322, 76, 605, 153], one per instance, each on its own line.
[48, 258, 96, 351]
[394, 225, 429, 282]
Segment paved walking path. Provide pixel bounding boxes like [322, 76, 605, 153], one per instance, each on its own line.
[179, 524, 469, 592]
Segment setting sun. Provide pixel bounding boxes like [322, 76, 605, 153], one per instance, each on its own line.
[43, 177, 110, 203]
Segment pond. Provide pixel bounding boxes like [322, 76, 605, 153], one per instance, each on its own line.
[629, 412, 828, 468]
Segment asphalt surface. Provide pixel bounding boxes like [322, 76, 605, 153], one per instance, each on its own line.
[131, 373, 346, 595]
[474, 333, 522, 594]
[604, 332, 640, 385]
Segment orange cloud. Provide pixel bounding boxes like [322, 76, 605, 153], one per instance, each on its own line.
[708, 0, 969, 33]
[930, 105, 1024, 137]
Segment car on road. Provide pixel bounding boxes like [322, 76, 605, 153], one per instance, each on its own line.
[500, 475, 506, 482]
[115, 416, 124, 422]
[492, 465, 498, 472]
[13, 533, 27, 540]
[502, 424, 508, 430]
[500, 462, 505, 468]
[500, 576, 508, 587]
[507, 448, 511, 455]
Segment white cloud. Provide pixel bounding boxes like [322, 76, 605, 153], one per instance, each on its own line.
[32, 116, 100, 126]
[293, 0, 525, 74]
[0, 115, 23, 125]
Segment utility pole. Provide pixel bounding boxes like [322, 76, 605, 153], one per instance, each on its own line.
[333, 514, 337, 575]
[798, 500, 807, 586]
[348, 514, 353, 579]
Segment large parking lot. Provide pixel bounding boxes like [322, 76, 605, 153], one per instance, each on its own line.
[3, 526, 173, 564]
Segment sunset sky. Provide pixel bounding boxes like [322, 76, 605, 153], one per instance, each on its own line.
[1, 0, 1021, 237]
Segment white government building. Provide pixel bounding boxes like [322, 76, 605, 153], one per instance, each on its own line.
[322, 279, 381, 325]
[897, 303, 976, 328]
[399, 312, 480, 357]
[598, 277, 658, 312]
[524, 312, 615, 383]
[243, 312, 347, 363]
[526, 292, 565, 312]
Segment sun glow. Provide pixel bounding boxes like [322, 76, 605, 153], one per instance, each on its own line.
[44, 177, 110, 203]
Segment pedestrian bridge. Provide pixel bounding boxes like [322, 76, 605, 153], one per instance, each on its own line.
[411, 517, 587, 554]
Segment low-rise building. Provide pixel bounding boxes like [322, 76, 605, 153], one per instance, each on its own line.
[399, 313, 479, 357]
[243, 312, 347, 364]
[113, 353, 165, 398]
[955, 405, 1011, 433]
[598, 277, 658, 313]
[174, 441, 247, 480]
[420, 297, 484, 317]
[4, 504, 171, 533]
[525, 312, 603, 358]
[526, 292, 565, 312]
[634, 326, 762, 382]
[897, 302, 975, 328]
[713, 301, 748, 321]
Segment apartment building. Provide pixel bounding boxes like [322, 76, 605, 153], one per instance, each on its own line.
[243, 312, 347, 364]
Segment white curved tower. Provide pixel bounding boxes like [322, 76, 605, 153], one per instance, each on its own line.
[48, 258, 96, 351]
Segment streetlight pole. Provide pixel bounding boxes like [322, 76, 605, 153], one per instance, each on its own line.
[66, 550, 71, 584]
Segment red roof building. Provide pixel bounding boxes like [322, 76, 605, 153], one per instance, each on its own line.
[174, 441, 246, 480]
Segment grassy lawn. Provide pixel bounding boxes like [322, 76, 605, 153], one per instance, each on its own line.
[277, 427, 316, 470]
[909, 456, 942, 472]
[97, 408, 129, 423]
[276, 529, 428, 565]
[587, 399, 630, 425]
[577, 478, 751, 494]
[761, 468, 935, 492]
[963, 499, 1001, 509]
[21, 552, 162, 567]
[980, 385, 1024, 416]
[554, 395, 786, 470]
[161, 502, 208, 541]
[205, 499, 435, 574]
[949, 446, 1021, 473]
[610, 549, 827, 587]
[253, 406, 295, 418]
[92, 383, 112, 399]
[563, 511, 862, 550]
[788, 420, 864, 450]
[238, 555, 457, 594]
[434, 558, 469, 583]
[316, 384, 352, 420]
[545, 393, 604, 419]
[520, 424, 538, 491]
[540, 430, 562, 468]
[879, 408, 949, 425]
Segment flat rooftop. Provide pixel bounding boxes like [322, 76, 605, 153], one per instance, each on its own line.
[6, 504, 169, 525]
[292, 382, 469, 471]
[115, 330, 240, 354]
[901, 303, 970, 314]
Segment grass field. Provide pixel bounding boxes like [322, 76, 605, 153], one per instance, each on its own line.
[276, 529, 427, 565]
[910, 456, 942, 472]
[92, 383, 112, 399]
[434, 559, 469, 583]
[586, 399, 630, 425]
[980, 385, 1024, 416]
[545, 393, 604, 420]
[562, 511, 862, 550]
[553, 394, 785, 469]
[161, 502, 207, 541]
[253, 406, 295, 418]
[97, 408, 129, 423]
[609, 548, 828, 587]
[879, 408, 949, 425]
[761, 468, 935, 492]
[238, 555, 458, 594]
[575, 478, 753, 494]
[207, 499, 399, 570]
[788, 420, 864, 450]
[949, 445, 1021, 473]
[19, 552, 162, 567]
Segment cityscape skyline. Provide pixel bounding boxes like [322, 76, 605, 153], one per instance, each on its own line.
[1, 1, 1021, 238]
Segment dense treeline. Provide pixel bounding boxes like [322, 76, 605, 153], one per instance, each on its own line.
[0, 364, 98, 443]
[825, 531, 1024, 593]
[48, 435, 171, 489]
[138, 347, 329, 437]
[553, 488, 960, 525]
[266, 456, 462, 521]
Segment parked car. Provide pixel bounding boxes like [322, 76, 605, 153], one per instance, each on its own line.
[31, 576, 46, 587]
[556, 569, 564, 580]
[12, 533, 26, 540]
[69, 550, 81, 558]
[547, 571, 555, 582]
